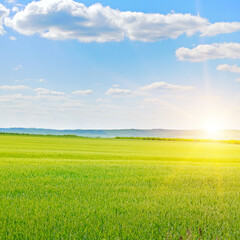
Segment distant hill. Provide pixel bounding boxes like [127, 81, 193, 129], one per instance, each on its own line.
[1, 128, 240, 140]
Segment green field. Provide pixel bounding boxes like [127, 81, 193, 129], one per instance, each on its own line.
[1, 134, 240, 239]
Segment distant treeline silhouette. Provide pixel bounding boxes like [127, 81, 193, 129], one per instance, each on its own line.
[115, 137, 240, 145]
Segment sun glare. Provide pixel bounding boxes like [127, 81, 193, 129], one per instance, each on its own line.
[204, 118, 223, 138]
[205, 122, 220, 134]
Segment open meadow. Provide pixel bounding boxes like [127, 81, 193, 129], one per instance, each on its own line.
[1, 134, 240, 239]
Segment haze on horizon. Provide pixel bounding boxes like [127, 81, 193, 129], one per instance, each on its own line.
[1, 0, 240, 130]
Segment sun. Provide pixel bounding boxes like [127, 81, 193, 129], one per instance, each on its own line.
[205, 122, 221, 134]
[204, 118, 223, 138]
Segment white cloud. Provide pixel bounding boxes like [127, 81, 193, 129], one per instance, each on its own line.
[34, 88, 64, 96]
[9, 35, 16, 40]
[62, 100, 84, 107]
[5, 0, 209, 42]
[106, 88, 133, 95]
[217, 64, 240, 73]
[235, 78, 240, 82]
[142, 97, 166, 105]
[141, 81, 195, 91]
[12, 6, 19, 12]
[0, 4, 9, 35]
[0, 93, 23, 103]
[37, 78, 46, 83]
[72, 89, 93, 95]
[0, 86, 67, 102]
[106, 82, 194, 97]
[121, 12, 207, 42]
[0, 93, 66, 103]
[96, 98, 109, 103]
[15, 78, 47, 83]
[176, 42, 240, 62]
[2, 0, 240, 42]
[201, 22, 240, 37]
[0, 85, 30, 90]
[5, 0, 17, 3]
[5, 0, 124, 42]
[13, 64, 22, 70]
[4, 0, 240, 42]
[0, 86, 63, 97]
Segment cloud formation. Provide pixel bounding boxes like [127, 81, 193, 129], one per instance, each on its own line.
[2, 0, 240, 42]
[72, 89, 93, 95]
[0, 4, 9, 35]
[0, 93, 66, 103]
[106, 81, 195, 97]
[12, 7, 19, 12]
[217, 64, 240, 73]
[9, 35, 16, 40]
[5, 0, 208, 42]
[0, 85, 30, 90]
[201, 22, 240, 37]
[0, 85, 65, 98]
[15, 78, 46, 83]
[141, 82, 195, 91]
[106, 88, 133, 96]
[5, 0, 17, 4]
[34, 88, 64, 96]
[176, 43, 240, 62]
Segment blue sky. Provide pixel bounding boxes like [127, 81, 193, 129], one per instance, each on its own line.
[0, 0, 240, 129]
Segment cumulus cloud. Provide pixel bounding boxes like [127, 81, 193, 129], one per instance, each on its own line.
[106, 88, 133, 96]
[72, 89, 93, 95]
[0, 85, 30, 90]
[5, 0, 209, 42]
[9, 35, 16, 40]
[2, 0, 240, 41]
[12, 6, 19, 12]
[217, 64, 240, 73]
[176, 42, 240, 62]
[34, 88, 64, 96]
[0, 4, 9, 35]
[3, 0, 240, 42]
[5, 0, 124, 42]
[141, 82, 195, 91]
[121, 12, 207, 42]
[201, 22, 240, 37]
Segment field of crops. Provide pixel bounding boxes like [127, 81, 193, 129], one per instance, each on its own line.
[1, 134, 240, 239]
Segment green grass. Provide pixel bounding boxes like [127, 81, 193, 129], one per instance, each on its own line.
[1, 134, 240, 239]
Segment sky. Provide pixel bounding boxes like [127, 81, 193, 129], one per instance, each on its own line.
[0, 0, 240, 130]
